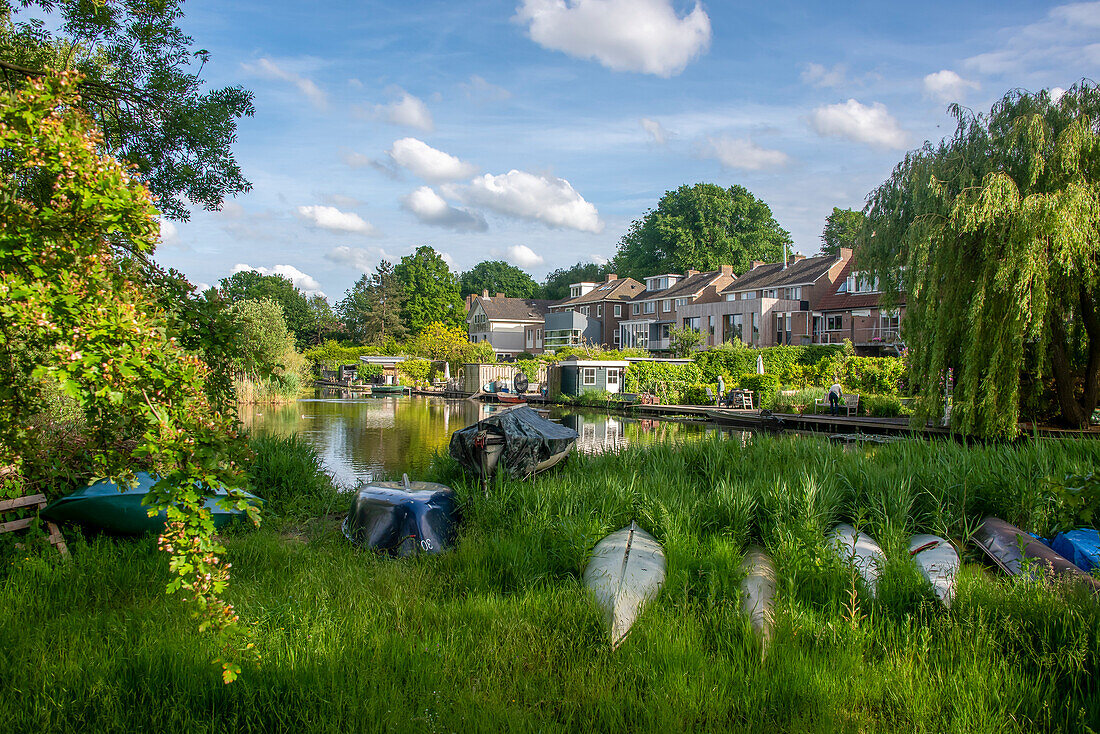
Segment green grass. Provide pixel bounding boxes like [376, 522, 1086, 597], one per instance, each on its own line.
[1, 435, 1099, 733]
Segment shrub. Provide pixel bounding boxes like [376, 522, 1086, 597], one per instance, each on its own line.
[861, 394, 907, 417]
[624, 361, 703, 395]
[247, 434, 340, 518]
[773, 388, 824, 413]
[736, 373, 781, 405]
[681, 383, 718, 406]
[398, 358, 432, 385]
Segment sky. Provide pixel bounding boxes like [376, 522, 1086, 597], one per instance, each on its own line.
[141, 0, 1100, 299]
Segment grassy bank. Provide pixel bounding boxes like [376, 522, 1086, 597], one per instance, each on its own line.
[1, 435, 1098, 733]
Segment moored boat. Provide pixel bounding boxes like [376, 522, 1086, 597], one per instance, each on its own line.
[449, 404, 578, 480]
[370, 384, 408, 395]
[908, 534, 959, 606]
[42, 472, 260, 535]
[972, 516, 1100, 591]
[583, 521, 666, 649]
[739, 546, 777, 651]
[342, 475, 457, 556]
[828, 523, 886, 596]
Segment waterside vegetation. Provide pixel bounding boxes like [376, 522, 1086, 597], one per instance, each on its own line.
[2, 434, 1098, 732]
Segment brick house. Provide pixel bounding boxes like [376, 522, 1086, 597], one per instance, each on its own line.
[813, 259, 906, 356]
[618, 267, 736, 351]
[677, 249, 852, 348]
[466, 291, 555, 357]
[543, 274, 644, 351]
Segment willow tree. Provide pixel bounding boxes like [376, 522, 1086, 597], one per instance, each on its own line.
[861, 84, 1100, 437]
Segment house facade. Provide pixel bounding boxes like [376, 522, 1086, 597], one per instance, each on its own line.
[618, 267, 736, 352]
[813, 260, 906, 355]
[677, 249, 852, 349]
[466, 292, 554, 357]
[544, 274, 644, 351]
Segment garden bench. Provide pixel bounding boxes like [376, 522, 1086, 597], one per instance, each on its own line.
[0, 487, 68, 559]
[815, 394, 859, 417]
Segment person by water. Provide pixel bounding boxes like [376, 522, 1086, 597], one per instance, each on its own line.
[717, 375, 725, 406]
[828, 382, 843, 415]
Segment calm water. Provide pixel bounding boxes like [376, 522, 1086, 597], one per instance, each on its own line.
[239, 392, 731, 487]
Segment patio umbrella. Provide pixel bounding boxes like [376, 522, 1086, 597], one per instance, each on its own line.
[756, 354, 764, 374]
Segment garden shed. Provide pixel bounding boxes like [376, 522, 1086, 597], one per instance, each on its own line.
[548, 358, 629, 399]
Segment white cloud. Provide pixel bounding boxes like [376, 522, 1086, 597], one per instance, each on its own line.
[341, 150, 400, 179]
[461, 75, 512, 101]
[965, 3, 1100, 76]
[194, 282, 211, 293]
[515, 0, 711, 78]
[388, 138, 478, 182]
[447, 170, 603, 233]
[703, 136, 790, 170]
[640, 118, 668, 145]
[801, 62, 846, 88]
[296, 205, 378, 236]
[322, 193, 363, 209]
[158, 218, 179, 245]
[923, 70, 979, 103]
[232, 263, 326, 297]
[401, 186, 488, 232]
[374, 89, 434, 131]
[325, 246, 378, 274]
[810, 99, 908, 149]
[1051, 86, 1068, 102]
[241, 58, 326, 108]
[506, 244, 544, 268]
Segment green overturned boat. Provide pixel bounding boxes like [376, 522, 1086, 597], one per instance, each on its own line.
[42, 472, 261, 535]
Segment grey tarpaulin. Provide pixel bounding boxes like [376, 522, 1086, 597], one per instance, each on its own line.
[449, 405, 578, 479]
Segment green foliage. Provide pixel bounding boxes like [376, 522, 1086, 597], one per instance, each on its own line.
[1044, 473, 1100, 535]
[463, 340, 497, 364]
[860, 394, 907, 418]
[668, 325, 705, 358]
[861, 83, 1100, 435]
[0, 74, 254, 681]
[819, 207, 865, 257]
[694, 344, 842, 384]
[541, 261, 607, 301]
[245, 434, 338, 520]
[395, 246, 465, 334]
[337, 261, 407, 345]
[229, 298, 296, 378]
[303, 295, 338, 346]
[843, 356, 907, 396]
[0, 0, 254, 221]
[217, 270, 311, 346]
[397, 358, 432, 385]
[406, 322, 479, 369]
[612, 183, 792, 279]
[302, 341, 384, 372]
[624, 361, 703, 403]
[460, 260, 540, 298]
[736, 373, 780, 403]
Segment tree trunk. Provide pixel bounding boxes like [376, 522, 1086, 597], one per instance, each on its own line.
[1048, 308, 1092, 428]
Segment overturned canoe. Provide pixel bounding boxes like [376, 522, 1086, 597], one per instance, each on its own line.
[449, 405, 578, 480]
[828, 523, 886, 596]
[972, 516, 1100, 592]
[739, 546, 777, 650]
[342, 476, 457, 556]
[42, 472, 260, 536]
[908, 534, 959, 606]
[583, 521, 666, 649]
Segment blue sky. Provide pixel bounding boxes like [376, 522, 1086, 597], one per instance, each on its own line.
[144, 0, 1099, 299]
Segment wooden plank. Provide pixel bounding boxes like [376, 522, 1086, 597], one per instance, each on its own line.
[0, 517, 34, 534]
[0, 493, 46, 512]
[46, 522, 69, 559]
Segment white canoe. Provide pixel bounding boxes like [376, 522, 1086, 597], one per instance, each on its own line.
[583, 521, 667, 649]
[908, 534, 959, 606]
[739, 546, 777, 650]
[828, 523, 886, 596]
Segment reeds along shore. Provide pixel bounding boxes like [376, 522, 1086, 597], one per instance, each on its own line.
[1, 435, 1098, 733]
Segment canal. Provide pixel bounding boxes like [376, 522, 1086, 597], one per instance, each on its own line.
[239, 393, 734, 487]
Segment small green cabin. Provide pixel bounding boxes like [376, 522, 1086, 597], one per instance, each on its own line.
[548, 358, 629, 399]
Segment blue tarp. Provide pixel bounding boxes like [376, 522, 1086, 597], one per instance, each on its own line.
[1051, 529, 1100, 572]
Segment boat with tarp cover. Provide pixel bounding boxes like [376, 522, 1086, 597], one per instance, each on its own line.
[449, 404, 577, 481]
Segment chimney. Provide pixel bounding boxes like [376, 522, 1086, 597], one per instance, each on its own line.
[481, 289, 490, 298]
[687, 269, 699, 277]
[751, 260, 765, 270]
[605, 273, 618, 282]
[792, 254, 806, 263]
[496, 292, 505, 299]
[839, 247, 853, 262]
[719, 265, 733, 276]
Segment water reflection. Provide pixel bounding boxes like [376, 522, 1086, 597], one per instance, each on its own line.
[239, 394, 747, 488]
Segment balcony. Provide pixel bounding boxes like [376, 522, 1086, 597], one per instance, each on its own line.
[813, 327, 901, 346]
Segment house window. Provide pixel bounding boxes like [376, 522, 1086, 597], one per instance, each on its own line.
[536, 328, 542, 341]
[826, 314, 843, 331]
[661, 323, 670, 339]
[751, 312, 759, 344]
[582, 367, 596, 386]
[597, 305, 603, 317]
[613, 330, 620, 345]
[675, 298, 688, 307]
[643, 301, 656, 314]
[606, 369, 619, 388]
[663, 299, 672, 312]
[848, 271, 880, 294]
[764, 289, 777, 299]
[725, 293, 736, 302]
[683, 316, 701, 332]
[742, 292, 756, 300]
[581, 306, 589, 315]
[731, 313, 743, 342]
[614, 304, 622, 317]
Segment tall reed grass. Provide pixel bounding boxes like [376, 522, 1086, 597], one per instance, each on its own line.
[1, 434, 1097, 732]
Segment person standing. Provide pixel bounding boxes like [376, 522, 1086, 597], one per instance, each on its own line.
[828, 382, 843, 415]
[717, 375, 725, 406]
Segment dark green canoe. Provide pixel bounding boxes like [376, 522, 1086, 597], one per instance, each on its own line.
[42, 472, 261, 536]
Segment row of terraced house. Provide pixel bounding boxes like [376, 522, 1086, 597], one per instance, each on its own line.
[464, 247, 905, 358]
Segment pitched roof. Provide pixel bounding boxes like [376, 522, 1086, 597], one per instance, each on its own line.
[815, 260, 906, 312]
[720, 255, 839, 294]
[555, 277, 645, 306]
[634, 270, 731, 301]
[471, 296, 555, 321]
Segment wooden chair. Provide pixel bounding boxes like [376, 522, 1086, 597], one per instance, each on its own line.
[0, 491, 69, 558]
